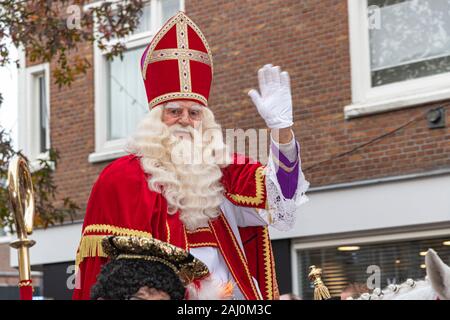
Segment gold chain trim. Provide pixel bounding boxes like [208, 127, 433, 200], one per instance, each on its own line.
[188, 242, 218, 247]
[226, 166, 266, 206]
[149, 92, 208, 109]
[186, 227, 212, 234]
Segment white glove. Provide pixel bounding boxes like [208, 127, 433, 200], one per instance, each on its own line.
[248, 64, 293, 129]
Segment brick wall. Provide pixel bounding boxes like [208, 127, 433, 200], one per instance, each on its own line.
[43, 0, 450, 214]
[47, 41, 106, 218]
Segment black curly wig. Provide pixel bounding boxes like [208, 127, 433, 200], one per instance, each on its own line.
[90, 259, 186, 300]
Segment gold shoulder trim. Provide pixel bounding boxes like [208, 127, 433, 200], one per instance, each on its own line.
[75, 225, 152, 267]
[226, 166, 266, 207]
[75, 235, 107, 267]
[83, 224, 151, 238]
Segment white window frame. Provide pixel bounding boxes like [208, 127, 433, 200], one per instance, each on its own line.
[345, 0, 450, 119]
[291, 227, 450, 296]
[88, 0, 185, 163]
[17, 57, 51, 170]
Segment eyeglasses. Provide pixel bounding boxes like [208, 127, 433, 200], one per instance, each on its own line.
[163, 105, 203, 121]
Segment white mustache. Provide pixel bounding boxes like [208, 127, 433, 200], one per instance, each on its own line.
[168, 125, 198, 140]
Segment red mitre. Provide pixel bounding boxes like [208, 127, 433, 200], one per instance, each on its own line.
[140, 11, 213, 109]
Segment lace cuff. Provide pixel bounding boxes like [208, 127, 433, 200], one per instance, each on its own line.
[264, 150, 309, 231]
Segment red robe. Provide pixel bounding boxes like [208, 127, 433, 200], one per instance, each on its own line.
[72, 154, 279, 300]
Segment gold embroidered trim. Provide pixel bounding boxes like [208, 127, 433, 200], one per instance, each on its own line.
[188, 242, 218, 247]
[149, 92, 208, 109]
[75, 225, 152, 267]
[82, 224, 151, 238]
[183, 227, 188, 251]
[176, 18, 192, 93]
[150, 49, 212, 66]
[217, 213, 261, 299]
[271, 242, 280, 299]
[186, 227, 212, 234]
[166, 221, 171, 243]
[226, 166, 266, 206]
[142, 12, 214, 79]
[261, 227, 273, 300]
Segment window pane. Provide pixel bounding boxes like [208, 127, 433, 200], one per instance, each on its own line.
[368, 0, 450, 87]
[38, 75, 48, 153]
[296, 236, 450, 300]
[161, 0, 180, 23]
[108, 46, 148, 140]
[133, 3, 152, 34]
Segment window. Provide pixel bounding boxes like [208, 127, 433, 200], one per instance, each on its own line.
[37, 74, 50, 153]
[345, 0, 450, 118]
[90, 0, 184, 163]
[295, 235, 450, 299]
[18, 62, 51, 164]
[369, 0, 450, 87]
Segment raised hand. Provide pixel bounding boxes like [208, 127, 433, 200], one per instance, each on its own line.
[248, 64, 293, 129]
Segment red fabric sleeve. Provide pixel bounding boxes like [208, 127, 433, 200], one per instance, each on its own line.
[72, 155, 167, 300]
[220, 154, 267, 209]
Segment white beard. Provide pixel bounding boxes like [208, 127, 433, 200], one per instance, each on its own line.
[128, 106, 231, 231]
[158, 125, 224, 230]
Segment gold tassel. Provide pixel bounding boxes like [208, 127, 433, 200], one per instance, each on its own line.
[75, 235, 108, 267]
[74, 225, 152, 267]
[308, 265, 331, 300]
